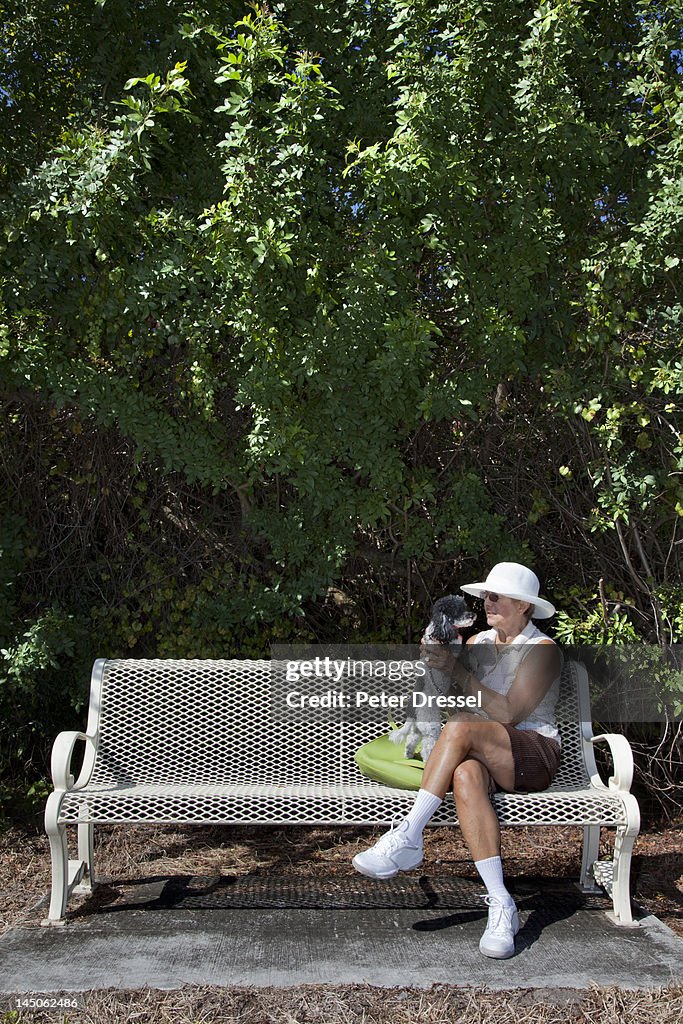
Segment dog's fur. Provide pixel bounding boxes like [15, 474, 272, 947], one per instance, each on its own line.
[389, 595, 475, 762]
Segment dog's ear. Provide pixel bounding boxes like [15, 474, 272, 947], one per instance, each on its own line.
[432, 595, 472, 625]
[432, 595, 465, 618]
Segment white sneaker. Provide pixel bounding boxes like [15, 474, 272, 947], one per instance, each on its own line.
[352, 820, 423, 880]
[479, 894, 520, 959]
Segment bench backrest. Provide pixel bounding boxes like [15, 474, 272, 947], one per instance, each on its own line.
[85, 658, 592, 789]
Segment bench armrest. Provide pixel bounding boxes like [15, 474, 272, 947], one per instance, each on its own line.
[589, 733, 634, 793]
[51, 731, 97, 792]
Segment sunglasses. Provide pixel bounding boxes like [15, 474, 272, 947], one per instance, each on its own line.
[483, 591, 502, 603]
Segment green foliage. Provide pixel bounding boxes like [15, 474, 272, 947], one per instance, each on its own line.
[554, 607, 641, 647]
[0, 1, 681, 811]
[0, 605, 89, 814]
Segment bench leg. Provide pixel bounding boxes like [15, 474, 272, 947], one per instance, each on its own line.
[579, 825, 601, 890]
[607, 793, 640, 926]
[611, 825, 637, 925]
[75, 820, 95, 893]
[43, 793, 69, 926]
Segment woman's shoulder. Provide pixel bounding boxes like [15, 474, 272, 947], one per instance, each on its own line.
[523, 622, 556, 645]
[525, 626, 563, 671]
[466, 629, 495, 645]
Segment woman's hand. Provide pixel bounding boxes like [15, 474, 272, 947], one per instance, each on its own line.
[420, 644, 457, 675]
[421, 643, 472, 694]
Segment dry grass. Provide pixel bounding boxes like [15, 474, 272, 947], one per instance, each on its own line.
[4, 984, 683, 1024]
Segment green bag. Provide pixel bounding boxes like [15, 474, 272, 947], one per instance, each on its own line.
[354, 729, 425, 790]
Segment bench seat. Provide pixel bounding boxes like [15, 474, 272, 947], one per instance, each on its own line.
[57, 783, 630, 827]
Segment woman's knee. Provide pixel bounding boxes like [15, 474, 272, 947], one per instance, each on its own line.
[441, 717, 486, 765]
[441, 715, 476, 746]
[452, 758, 489, 799]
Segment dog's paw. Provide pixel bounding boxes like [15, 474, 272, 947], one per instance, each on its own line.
[389, 719, 421, 758]
[404, 729, 422, 759]
[419, 735, 436, 763]
[415, 721, 442, 763]
[388, 721, 412, 744]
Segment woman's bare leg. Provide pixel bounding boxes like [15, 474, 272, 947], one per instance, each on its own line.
[353, 711, 521, 958]
[452, 758, 501, 861]
[420, 714, 516, 798]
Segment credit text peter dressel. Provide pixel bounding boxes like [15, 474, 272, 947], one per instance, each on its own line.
[284, 689, 483, 710]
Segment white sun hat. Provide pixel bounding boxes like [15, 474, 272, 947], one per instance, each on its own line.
[460, 562, 556, 619]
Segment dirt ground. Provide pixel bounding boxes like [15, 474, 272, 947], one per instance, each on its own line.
[2, 818, 681, 937]
[3, 983, 683, 1024]
[1, 819, 681, 1023]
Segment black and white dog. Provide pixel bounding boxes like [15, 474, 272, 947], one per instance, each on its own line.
[389, 595, 475, 761]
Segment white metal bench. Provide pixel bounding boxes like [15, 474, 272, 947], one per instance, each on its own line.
[43, 657, 640, 926]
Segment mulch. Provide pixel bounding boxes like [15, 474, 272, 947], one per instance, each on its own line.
[1, 818, 681, 1022]
[1, 816, 681, 935]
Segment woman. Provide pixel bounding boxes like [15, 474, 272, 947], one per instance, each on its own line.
[352, 562, 562, 960]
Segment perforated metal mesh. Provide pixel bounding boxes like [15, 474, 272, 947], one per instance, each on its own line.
[57, 659, 627, 827]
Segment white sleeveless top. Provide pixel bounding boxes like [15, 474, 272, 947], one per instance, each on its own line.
[467, 621, 561, 745]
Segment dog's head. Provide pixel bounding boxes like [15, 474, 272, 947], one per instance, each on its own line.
[426, 595, 475, 644]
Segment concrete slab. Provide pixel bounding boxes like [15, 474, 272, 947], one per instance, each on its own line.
[1, 875, 681, 994]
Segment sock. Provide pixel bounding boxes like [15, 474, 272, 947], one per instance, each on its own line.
[402, 788, 442, 843]
[475, 856, 514, 904]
